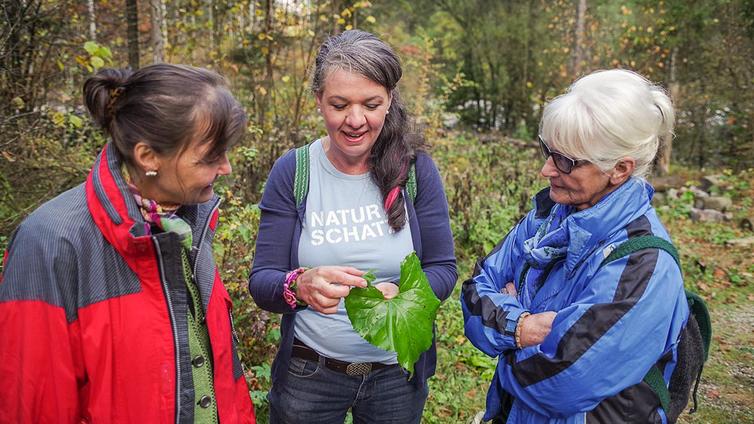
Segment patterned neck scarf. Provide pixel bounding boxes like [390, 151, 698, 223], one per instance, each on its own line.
[523, 204, 571, 269]
[122, 166, 193, 251]
[520, 204, 571, 302]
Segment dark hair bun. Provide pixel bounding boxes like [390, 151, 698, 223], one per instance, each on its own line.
[83, 68, 133, 130]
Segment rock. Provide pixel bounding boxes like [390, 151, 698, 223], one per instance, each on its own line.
[652, 192, 666, 206]
[690, 186, 709, 198]
[740, 217, 754, 231]
[442, 112, 459, 129]
[694, 198, 705, 209]
[667, 188, 679, 199]
[725, 236, 754, 248]
[700, 175, 724, 192]
[689, 208, 727, 222]
[702, 196, 733, 212]
[651, 175, 685, 192]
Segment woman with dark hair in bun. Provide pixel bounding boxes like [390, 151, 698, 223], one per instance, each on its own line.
[0, 64, 255, 423]
[249, 30, 457, 423]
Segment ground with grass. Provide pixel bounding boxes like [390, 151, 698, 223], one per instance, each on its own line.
[662, 172, 754, 423]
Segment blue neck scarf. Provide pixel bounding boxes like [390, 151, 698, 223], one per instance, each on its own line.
[520, 204, 571, 302]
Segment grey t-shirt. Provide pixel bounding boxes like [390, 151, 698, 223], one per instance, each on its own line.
[294, 139, 414, 363]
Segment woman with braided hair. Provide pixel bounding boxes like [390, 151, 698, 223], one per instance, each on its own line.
[0, 64, 255, 423]
[249, 30, 457, 423]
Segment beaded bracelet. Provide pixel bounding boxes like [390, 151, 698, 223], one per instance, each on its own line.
[514, 312, 531, 349]
[283, 268, 307, 309]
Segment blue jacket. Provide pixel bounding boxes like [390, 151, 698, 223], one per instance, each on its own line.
[461, 178, 689, 423]
[249, 147, 457, 389]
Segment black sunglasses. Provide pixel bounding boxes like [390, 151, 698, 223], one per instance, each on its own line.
[538, 135, 588, 174]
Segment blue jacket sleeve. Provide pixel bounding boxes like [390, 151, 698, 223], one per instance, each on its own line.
[248, 150, 299, 314]
[497, 249, 689, 417]
[414, 153, 457, 301]
[461, 210, 538, 356]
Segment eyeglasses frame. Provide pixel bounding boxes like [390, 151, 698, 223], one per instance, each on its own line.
[537, 135, 589, 174]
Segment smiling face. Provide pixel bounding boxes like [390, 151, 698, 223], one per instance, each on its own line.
[132, 121, 233, 206]
[316, 69, 391, 173]
[152, 139, 232, 205]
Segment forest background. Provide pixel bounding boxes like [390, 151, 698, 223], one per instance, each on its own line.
[1, 0, 753, 422]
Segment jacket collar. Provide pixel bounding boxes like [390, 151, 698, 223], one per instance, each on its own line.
[85, 143, 219, 256]
[554, 177, 654, 274]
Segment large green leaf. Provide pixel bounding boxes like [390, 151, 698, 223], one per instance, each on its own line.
[344, 252, 441, 376]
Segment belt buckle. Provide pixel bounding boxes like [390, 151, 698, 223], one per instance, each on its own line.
[345, 362, 372, 376]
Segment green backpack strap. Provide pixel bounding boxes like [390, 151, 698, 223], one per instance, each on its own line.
[406, 162, 417, 203]
[295, 145, 417, 206]
[599, 234, 711, 416]
[643, 365, 672, 416]
[601, 235, 679, 268]
[294, 144, 310, 208]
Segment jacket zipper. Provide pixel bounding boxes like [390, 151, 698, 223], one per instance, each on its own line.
[152, 236, 181, 424]
[191, 198, 242, 356]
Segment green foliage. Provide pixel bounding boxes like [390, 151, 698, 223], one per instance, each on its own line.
[0, 114, 103, 234]
[78, 41, 113, 72]
[345, 252, 441, 375]
[248, 363, 271, 405]
[433, 133, 545, 261]
[2, 1, 753, 421]
[380, 0, 754, 169]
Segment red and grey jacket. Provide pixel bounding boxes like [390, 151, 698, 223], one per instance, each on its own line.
[0, 143, 255, 423]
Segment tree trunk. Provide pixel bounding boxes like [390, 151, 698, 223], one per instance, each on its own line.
[126, 0, 140, 69]
[160, 0, 168, 56]
[657, 47, 679, 175]
[150, 0, 164, 63]
[208, 0, 215, 53]
[87, 0, 97, 41]
[571, 0, 587, 76]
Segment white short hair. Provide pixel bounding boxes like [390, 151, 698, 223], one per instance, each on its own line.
[539, 69, 674, 178]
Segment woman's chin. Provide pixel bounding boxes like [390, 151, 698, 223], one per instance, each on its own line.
[548, 186, 567, 205]
[187, 186, 215, 205]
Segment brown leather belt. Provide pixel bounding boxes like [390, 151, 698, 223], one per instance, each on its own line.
[291, 340, 396, 376]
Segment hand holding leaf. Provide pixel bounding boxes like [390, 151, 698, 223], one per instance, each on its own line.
[344, 252, 441, 375]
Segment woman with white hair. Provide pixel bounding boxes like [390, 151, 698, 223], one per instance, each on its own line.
[461, 69, 691, 423]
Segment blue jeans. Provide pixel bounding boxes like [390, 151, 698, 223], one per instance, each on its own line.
[268, 356, 429, 424]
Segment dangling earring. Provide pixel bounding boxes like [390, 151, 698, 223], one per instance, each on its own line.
[145, 170, 158, 177]
[317, 107, 321, 113]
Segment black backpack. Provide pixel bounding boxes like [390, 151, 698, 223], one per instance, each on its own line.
[495, 235, 711, 423]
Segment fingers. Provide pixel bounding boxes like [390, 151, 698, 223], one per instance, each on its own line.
[317, 266, 367, 288]
[330, 266, 366, 276]
[504, 282, 517, 296]
[520, 311, 557, 347]
[541, 311, 557, 327]
[309, 293, 341, 314]
[375, 282, 399, 299]
[318, 282, 353, 299]
[296, 266, 369, 314]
